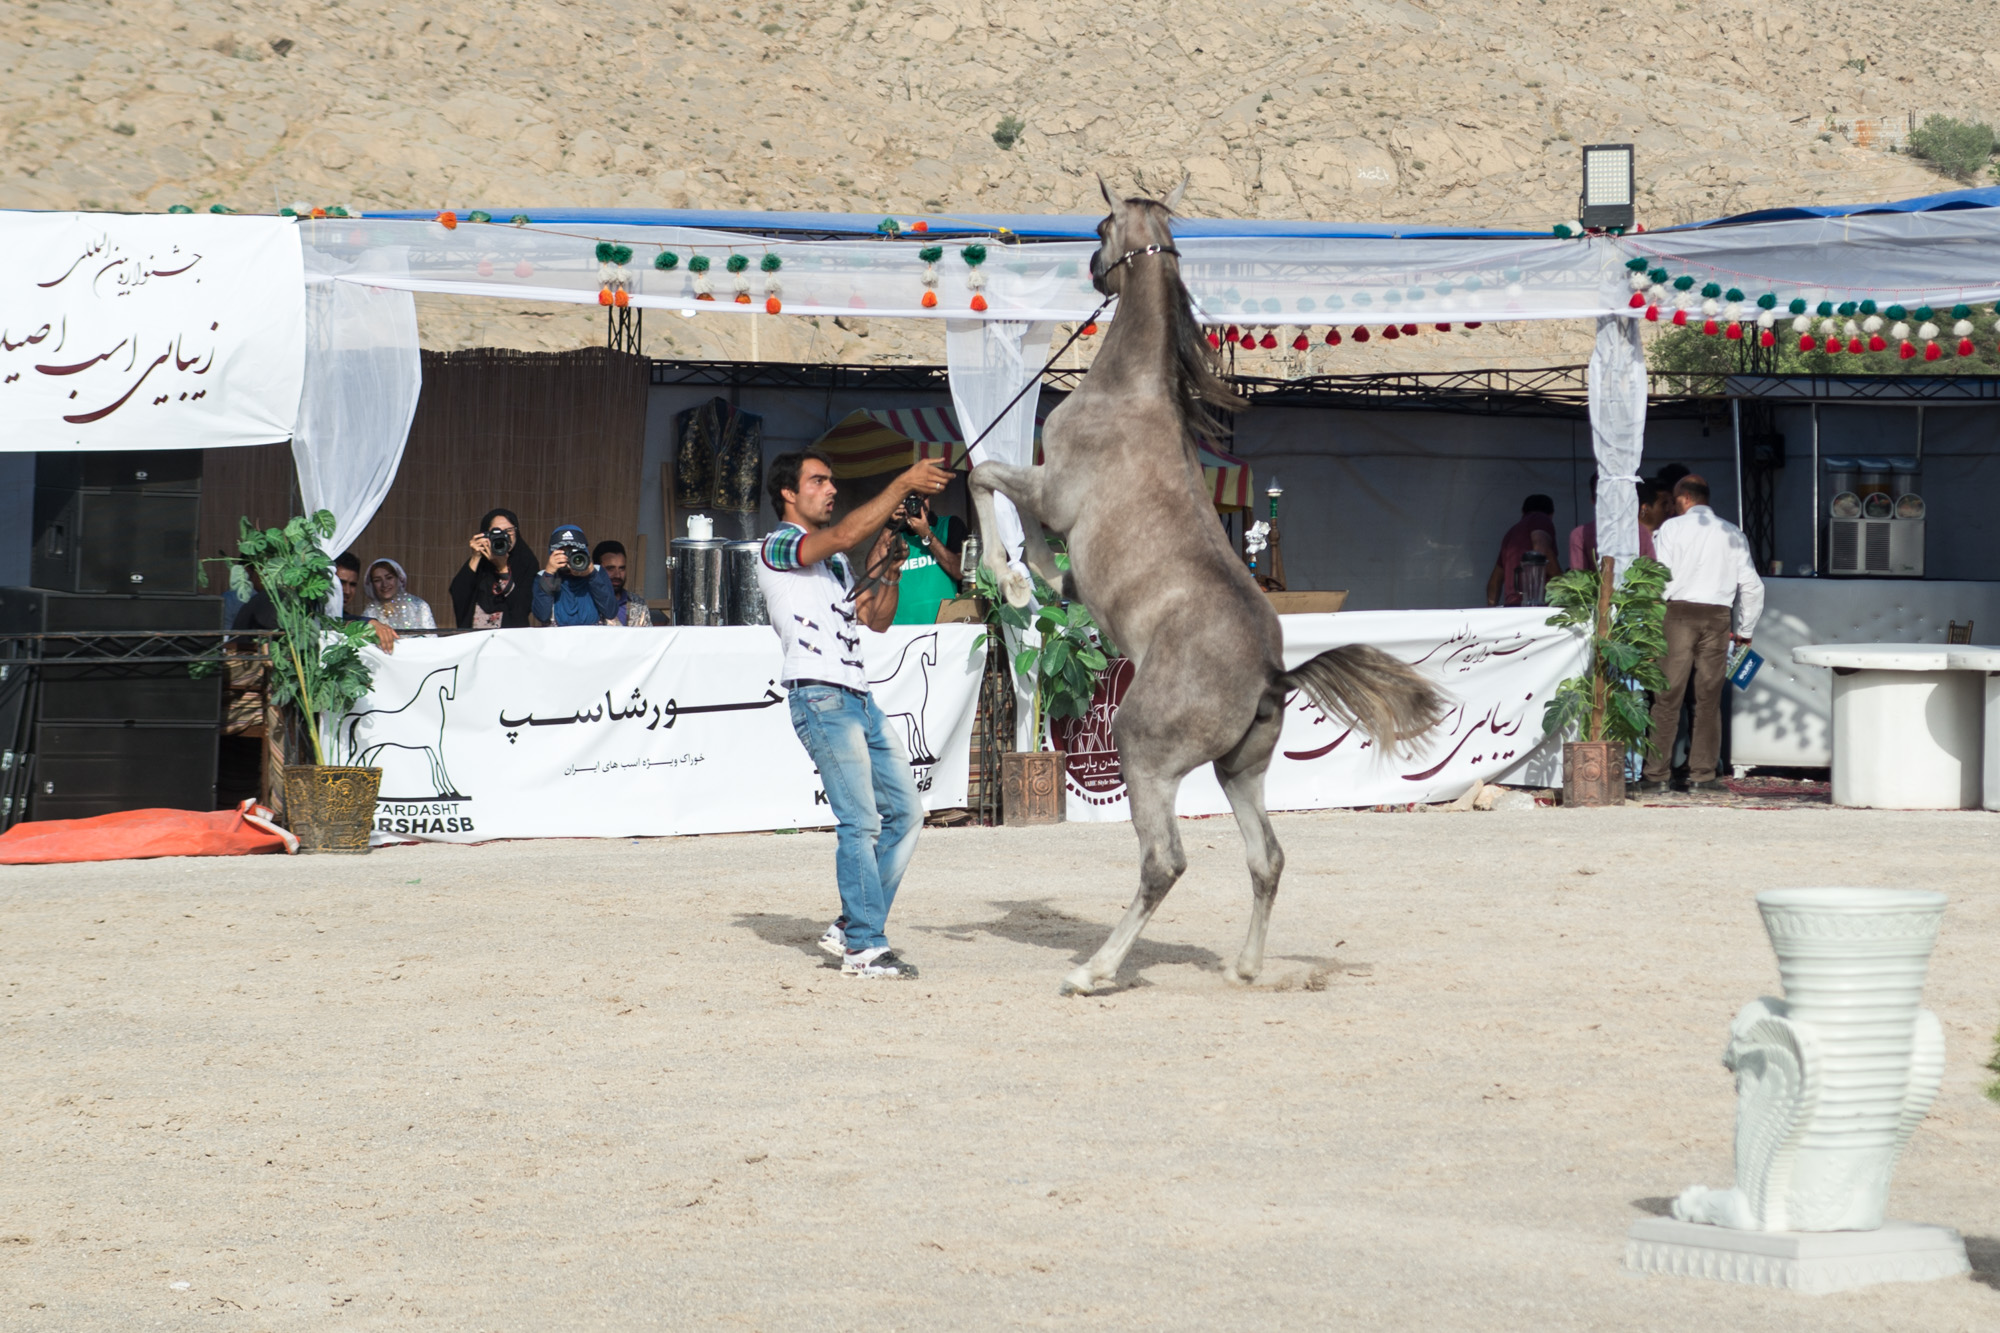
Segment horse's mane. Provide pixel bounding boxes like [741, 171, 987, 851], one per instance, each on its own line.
[1127, 199, 1246, 443]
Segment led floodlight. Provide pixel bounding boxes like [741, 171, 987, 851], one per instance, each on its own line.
[1579, 143, 1635, 231]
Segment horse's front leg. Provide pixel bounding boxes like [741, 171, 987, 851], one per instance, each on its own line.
[968, 461, 1061, 608]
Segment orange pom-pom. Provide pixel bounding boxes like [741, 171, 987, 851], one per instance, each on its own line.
[766, 296, 782, 314]
[920, 290, 938, 308]
[970, 293, 988, 312]
[1081, 322, 1097, 336]
[310, 207, 327, 219]
[696, 293, 715, 302]
[734, 292, 751, 304]
[597, 288, 612, 306]
[613, 289, 629, 307]
[911, 221, 928, 233]
[437, 210, 458, 229]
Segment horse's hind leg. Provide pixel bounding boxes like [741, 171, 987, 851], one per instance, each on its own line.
[1215, 696, 1286, 984]
[1063, 768, 1187, 995]
[968, 461, 1062, 605]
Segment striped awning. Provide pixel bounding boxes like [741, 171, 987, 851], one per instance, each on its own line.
[811, 407, 1252, 510]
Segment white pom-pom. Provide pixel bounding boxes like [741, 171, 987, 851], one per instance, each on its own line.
[1863, 314, 1883, 334]
[1792, 315, 1812, 333]
[1953, 319, 1973, 338]
[598, 261, 615, 283]
[765, 275, 783, 298]
[1843, 320, 1860, 339]
[921, 262, 939, 288]
[1891, 321, 1910, 340]
[1647, 284, 1668, 304]
[1701, 298, 1719, 318]
[968, 268, 988, 291]
[1820, 318, 1839, 338]
[1675, 292, 1694, 311]
[1918, 321, 1939, 340]
[1629, 272, 1649, 292]
[1757, 309, 1776, 329]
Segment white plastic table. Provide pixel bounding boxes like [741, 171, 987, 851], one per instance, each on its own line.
[1946, 646, 2000, 812]
[1790, 644, 1981, 809]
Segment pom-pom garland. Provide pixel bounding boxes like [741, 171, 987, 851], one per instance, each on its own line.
[689, 254, 713, 300]
[961, 243, 989, 311]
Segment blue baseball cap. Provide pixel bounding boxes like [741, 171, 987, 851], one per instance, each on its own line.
[549, 523, 587, 547]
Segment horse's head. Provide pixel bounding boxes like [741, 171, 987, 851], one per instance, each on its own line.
[1089, 174, 1186, 297]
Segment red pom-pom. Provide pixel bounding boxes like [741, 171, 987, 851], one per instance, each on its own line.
[1898, 341, 1916, 360]
[1671, 309, 1688, 326]
[514, 261, 533, 278]
[1846, 336, 1862, 353]
[1629, 292, 1646, 308]
[1701, 318, 1718, 336]
[1435, 323, 1451, 332]
[1381, 324, 1400, 340]
[1401, 323, 1417, 336]
[1758, 329, 1775, 348]
[1325, 328, 1342, 346]
[1868, 335, 1886, 352]
[1081, 322, 1098, 336]
[1799, 335, 1816, 351]
[1924, 341, 1942, 361]
[1259, 331, 1278, 349]
[477, 259, 494, 278]
[1352, 326, 1371, 343]
[1292, 332, 1309, 351]
[1644, 305, 1660, 322]
[1826, 338, 1842, 356]
[1959, 338, 1975, 357]
[1464, 321, 1482, 329]
[1206, 332, 1220, 350]
[1725, 322, 1743, 340]
[1240, 329, 1257, 348]
[1225, 325, 1239, 341]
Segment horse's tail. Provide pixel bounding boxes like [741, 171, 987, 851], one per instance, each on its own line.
[1280, 646, 1446, 750]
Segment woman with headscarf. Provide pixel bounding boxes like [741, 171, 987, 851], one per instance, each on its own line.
[448, 507, 537, 628]
[361, 558, 438, 631]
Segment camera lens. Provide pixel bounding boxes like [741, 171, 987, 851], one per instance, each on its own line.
[487, 528, 512, 555]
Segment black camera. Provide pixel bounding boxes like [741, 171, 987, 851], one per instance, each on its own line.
[552, 539, 590, 573]
[485, 526, 513, 558]
[893, 492, 926, 527]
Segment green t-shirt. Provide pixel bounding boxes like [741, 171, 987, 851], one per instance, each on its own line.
[892, 514, 965, 625]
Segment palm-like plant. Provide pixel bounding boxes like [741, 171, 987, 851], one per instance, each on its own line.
[1541, 555, 1670, 751]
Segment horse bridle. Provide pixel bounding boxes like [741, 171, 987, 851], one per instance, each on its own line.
[1096, 241, 1181, 279]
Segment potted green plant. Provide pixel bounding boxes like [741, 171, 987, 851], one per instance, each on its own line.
[974, 564, 1115, 827]
[212, 511, 383, 852]
[1541, 554, 1670, 806]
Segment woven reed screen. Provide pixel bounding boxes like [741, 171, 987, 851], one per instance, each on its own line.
[201, 348, 650, 623]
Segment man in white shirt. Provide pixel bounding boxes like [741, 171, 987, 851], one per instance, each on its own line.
[1644, 476, 1765, 794]
[756, 448, 951, 979]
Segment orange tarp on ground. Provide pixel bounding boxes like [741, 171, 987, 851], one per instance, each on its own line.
[0, 800, 297, 865]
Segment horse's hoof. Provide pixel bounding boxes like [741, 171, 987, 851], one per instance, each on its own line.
[1001, 572, 1032, 608]
[1227, 964, 1260, 986]
[1060, 967, 1099, 996]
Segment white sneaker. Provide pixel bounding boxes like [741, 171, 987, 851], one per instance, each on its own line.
[841, 947, 918, 980]
[817, 919, 847, 957]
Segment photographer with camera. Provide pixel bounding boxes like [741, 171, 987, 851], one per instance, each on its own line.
[449, 508, 537, 629]
[889, 487, 967, 626]
[533, 523, 616, 626]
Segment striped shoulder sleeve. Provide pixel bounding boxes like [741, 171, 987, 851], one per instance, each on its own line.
[761, 526, 804, 571]
[829, 552, 852, 589]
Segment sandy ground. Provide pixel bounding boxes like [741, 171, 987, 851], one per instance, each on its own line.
[3, 805, 1998, 1331]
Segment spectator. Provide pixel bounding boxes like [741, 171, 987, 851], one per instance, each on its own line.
[1567, 474, 1657, 571]
[1645, 476, 1766, 794]
[1485, 493, 1560, 606]
[449, 508, 535, 629]
[533, 523, 616, 626]
[591, 540, 652, 626]
[889, 490, 967, 625]
[362, 558, 438, 631]
[232, 551, 397, 652]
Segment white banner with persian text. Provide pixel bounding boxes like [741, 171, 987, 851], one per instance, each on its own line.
[1057, 610, 1587, 820]
[331, 625, 985, 843]
[0, 212, 304, 451]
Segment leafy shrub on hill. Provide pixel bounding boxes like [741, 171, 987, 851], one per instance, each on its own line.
[1905, 114, 1996, 180]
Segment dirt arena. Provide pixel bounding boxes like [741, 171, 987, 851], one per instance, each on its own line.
[3, 805, 1997, 1330]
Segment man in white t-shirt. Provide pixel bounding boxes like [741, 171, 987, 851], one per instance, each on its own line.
[756, 448, 951, 979]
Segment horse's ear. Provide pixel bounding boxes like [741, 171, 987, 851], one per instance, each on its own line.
[1097, 173, 1115, 208]
[1164, 172, 1189, 212]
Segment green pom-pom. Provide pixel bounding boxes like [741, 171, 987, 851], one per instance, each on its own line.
[208, 204, 235, 214]
[1951, 303, 1971, 319]
[1859, 299, 1877, 315]
[960, 243, 988, 266]
[611, 245, 633, 266]
[279, 207, 298, 218]
[1724, 288, 1744, 303]
[1673, 275, 1695, 291]
[1788, 298, 1807, 314]
[876, 217, 901, 235]
[1757, 294, 1777, 310]
[1624, 256, 1650, 272]
[1649, 268, 1669, 284]
[1836, 301, 1857, 317]
[918, 245, 944, 264]
[654, 251, 679, 271]
[760, 253, 782, 273]
[1815, 301, 1833, 317]
[1914, 305, 1935, 321]
[1885, 304, 1906, 320]
[725, 254, 749, 273]
[167, 204, 193, 214]
[1701, 282, 1721, 299]
[511, 214, 531, 225]
[468, 210, 492, 224]
[595, 241, 616, 262]
[689, 254, 711, 273]
[1552, 223, 1573, 238]
[328, 205, 350, 218]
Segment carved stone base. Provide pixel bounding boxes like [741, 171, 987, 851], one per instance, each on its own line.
[1624, 1217, 1969, 1294]
[1000, 751, 1065, 827]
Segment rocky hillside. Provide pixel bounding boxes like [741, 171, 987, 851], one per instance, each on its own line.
[3, 0, 1988, 367]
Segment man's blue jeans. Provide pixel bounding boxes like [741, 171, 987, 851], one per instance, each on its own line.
[787, 685, 922, 951]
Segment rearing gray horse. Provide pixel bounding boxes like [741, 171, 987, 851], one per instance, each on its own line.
[970, 180, 1446, 995]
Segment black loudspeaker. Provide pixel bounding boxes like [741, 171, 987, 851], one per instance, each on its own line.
[32, 451, 203, 595]
[0, 588, 223, 821]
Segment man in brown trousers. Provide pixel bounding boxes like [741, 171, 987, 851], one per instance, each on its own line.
[1645, 476, 1765, 794]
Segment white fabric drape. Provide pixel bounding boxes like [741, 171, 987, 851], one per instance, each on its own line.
[1587, 315, 1648, 570]
[945, 317, 1053, 751]
[292, 241, 422, 561]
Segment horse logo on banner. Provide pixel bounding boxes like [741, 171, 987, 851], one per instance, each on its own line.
[338, 665, 465, 801]
[868, 632, 941, 790]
